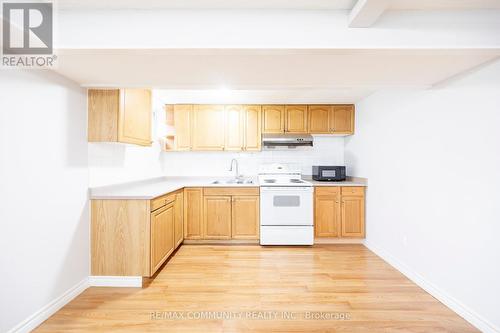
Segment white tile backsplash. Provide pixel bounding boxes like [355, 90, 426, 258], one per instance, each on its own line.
[89, 135, 344, 186]
[160, 136, 345, 177]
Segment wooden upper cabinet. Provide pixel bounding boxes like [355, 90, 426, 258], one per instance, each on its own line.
[150, 202, 175, 274]
[262, 105, 285, 133]
[285, 105, 308, 133]
[308, 105, 331, 134]
[184, 188, 203, 239]
[203, 196, 232, 240]
[88, 89, 152, 146]
[166, 104, 354, 150]
[231, 196, 260, 240]
[225, 105, 244, 151]
[192, 105, 225, 150]
[331, 105, 354, 134]
[314, 187, 341, 237]
[243, 105, 262, 151]
[173, 105, 192, 150]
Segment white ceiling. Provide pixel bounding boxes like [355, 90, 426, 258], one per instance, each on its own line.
[389, 0, 500, 10]
[54, 49, 500, 103]
[57, 0, 356, 10]
[57, 0, 500, 10]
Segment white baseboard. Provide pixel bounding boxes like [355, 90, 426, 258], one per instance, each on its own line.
[89, 276, 143, 287]
[7, 277, 89, 333]
[364, 241, 500, 333]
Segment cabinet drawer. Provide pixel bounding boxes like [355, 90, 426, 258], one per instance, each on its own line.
[151, 193, 176, 211]
[341, 187, 364, 196]
[315, 187, 340, 195]
[203, 187, 259, 196]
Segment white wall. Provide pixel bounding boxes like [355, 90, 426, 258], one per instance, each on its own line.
[344, 60, 500, 332]
[0, 70, 89, 332]
[88, 142, 165, 187]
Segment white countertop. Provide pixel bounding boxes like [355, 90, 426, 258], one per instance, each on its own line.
[89, 176, 259, 200]
[302, 176, 368, 187]
[89, 175, 367, 200]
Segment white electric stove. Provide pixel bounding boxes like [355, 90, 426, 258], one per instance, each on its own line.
[258, 164, 314, 245]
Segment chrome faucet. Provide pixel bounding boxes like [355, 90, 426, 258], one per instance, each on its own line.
[229, 159, 240, 179]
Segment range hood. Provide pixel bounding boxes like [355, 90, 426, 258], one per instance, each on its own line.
[262, 134, 314, 150]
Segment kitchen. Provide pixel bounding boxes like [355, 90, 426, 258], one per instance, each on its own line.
[1, 1, 500, 333]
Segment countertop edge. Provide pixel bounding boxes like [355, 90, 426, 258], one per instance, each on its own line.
[89, 176, 368, 200]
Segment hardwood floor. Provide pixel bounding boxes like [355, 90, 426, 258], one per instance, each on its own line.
[35, 245, 478, 333]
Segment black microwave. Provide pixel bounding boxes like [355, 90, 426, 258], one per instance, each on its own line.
[312, 166, 346, 181]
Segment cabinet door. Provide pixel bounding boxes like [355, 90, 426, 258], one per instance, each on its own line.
[232, 196, 259, 240]
[192, 105, 225, 150]
[315, 193, 341, 237]
[184, 188, 203, 239]
[330, 105, 354, 134]
[203, 196, 232, 239]
[285, 105, 308, 133]
[118, 89, 152, 146]
[150, 203, 175, 274]
[341, 195, 365, 238]
[308, 105, 331, 134]
[225, 105, 244, 151]
[174, 192, 184, 248]
[243, 105, 262, 151]
[173, 105, 192, 150]
[88, 89, 120, 142]
[262, 105, 285, 133]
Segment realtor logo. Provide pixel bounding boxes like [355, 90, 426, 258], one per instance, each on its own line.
[2, 1, 56, 67]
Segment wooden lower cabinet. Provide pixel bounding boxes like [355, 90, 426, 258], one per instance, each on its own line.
[150, 202, 175, 274]
[91, 200, 150, 277]
[174, 191, 184, 248]
[204, 196, 232, 239]
[202, 193, 260, 240]
[91, 190, 184, 278]
[184, 188, 203, 239]
[341, 195, 365, 238]
[315, 186, 365, 239]
[232, 196, 260, 240]
[314, 188, 341, 237]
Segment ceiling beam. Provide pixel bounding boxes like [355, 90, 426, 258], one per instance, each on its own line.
[348, 0, 389, 28]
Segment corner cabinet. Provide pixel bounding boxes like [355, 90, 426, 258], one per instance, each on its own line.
[91, 189, 184, 278]
[88, 89, 152, 146]
[315, 186, 365, 239]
